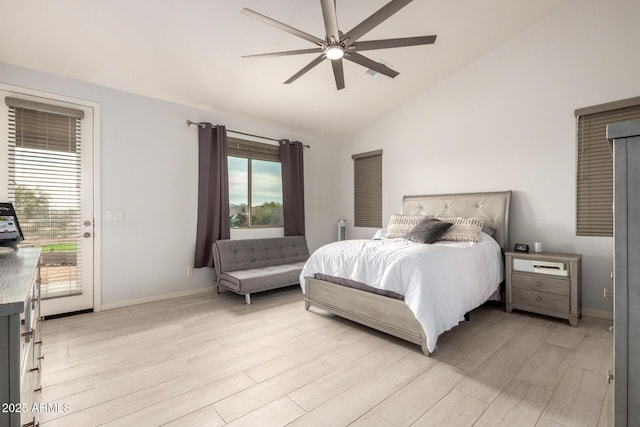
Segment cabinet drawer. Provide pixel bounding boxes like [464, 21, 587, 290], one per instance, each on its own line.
[512, 288, 569, 312]
[511, 273, 570, 296]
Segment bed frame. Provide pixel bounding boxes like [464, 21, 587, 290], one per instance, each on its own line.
[304, 191, 512, 355]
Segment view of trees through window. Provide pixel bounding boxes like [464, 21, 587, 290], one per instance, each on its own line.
[14, 185, 78, 243]
[228, 156, 283, 228]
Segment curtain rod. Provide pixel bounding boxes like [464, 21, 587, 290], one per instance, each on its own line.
[186, 120, 310, 148]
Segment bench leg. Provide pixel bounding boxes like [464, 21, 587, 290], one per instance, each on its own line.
[245, 294, 251, 305]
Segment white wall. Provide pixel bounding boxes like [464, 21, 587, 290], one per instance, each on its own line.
[339, 0, 640, 315]
[0, 63, 342, 307]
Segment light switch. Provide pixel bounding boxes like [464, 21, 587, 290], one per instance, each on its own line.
[106, 210, 125, 221]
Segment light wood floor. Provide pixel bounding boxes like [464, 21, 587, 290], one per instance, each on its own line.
[39, 286, 614, 427]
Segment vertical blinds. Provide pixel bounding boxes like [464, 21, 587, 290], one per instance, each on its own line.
[353, 150, 382, 228]
[576, 99, 640, 237]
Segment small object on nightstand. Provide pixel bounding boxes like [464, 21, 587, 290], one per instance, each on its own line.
[505, 251, 582, 327]
[514, 243, 529, 252]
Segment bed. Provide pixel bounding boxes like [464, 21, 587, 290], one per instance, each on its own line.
[300, 191, 511, 355]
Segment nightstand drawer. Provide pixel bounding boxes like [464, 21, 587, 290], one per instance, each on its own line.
[511, 272, 570, 296]
[512, 288, 569, 312]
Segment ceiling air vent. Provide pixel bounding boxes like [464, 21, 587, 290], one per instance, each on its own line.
[366, 60, 393, 77]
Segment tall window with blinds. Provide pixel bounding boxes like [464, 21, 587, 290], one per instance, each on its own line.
[353, 150, 382, 228]
[575, 97, 640, 237]
[7, 98, 84, 298]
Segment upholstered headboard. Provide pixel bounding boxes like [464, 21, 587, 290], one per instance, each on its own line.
[401, 191, 512, 250]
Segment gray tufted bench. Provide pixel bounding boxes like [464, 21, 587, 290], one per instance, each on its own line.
[212, 236, 310, 304]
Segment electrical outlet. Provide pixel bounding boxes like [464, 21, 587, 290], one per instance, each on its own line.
[186, 266, 193, 276]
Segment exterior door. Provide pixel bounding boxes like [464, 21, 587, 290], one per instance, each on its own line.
[1, 88, 96, 316]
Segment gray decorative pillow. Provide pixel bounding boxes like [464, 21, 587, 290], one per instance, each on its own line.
[406, 218, 453, 244]
[436, 217, 486, 243]
[482, 225, 496, 237]
[386, 214, 430, 238]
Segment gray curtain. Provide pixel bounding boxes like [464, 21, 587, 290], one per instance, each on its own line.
[194, 124, 230, 268]
[279, 140, 305, 236]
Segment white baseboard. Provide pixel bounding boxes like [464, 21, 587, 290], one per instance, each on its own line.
[582, 307, 614, 321]
[100, 287, 214, 311]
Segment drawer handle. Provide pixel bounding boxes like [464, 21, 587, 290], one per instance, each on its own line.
[29, 366, 40, 373]
[21, 329, 33, 338]
[22, 418, 38, 427]
[35, 340, 42, 345]
[536, 296, 542, 302]
[536, 282, 543, 287]
[38, 355, 45, 361]
[34, 386, 42, 393]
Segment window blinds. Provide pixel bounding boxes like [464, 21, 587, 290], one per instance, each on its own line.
[353, 150, 382, 228]
[7, 99, 83, 296]
[576, 98, 640, 237]
[227, 136, 280, 162]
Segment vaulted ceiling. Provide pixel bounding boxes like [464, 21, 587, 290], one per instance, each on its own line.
[0, 0, 571, 138]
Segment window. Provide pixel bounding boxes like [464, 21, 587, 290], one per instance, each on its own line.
[575, 97, 640, 237]
[352, 150, 382, 228]
[227, 137, 283, 228]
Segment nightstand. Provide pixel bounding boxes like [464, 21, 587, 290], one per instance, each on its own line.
[505, 251, 582, 327]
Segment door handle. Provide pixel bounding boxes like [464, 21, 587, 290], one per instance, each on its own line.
[603, 288, 614, 300]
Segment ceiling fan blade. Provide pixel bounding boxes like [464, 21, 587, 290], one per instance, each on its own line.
[241, 8, 324, 46]
[345, 52, 399, 78]
[354, 35, 437, 51]
[342, 0, 413, 44]
[243, 48, 322, 58]
[284, 54, 326, 84]
[320, 0, 340, 42]
[331, 59, 345, 90]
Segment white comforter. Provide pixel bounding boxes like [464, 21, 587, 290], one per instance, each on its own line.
[299, 233, 503, 352]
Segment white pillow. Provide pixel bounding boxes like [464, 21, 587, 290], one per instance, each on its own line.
[436, 217, 485, 243]
[372, 228, 387, 240]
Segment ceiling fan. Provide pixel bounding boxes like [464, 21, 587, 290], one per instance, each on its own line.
[241, 0, 437, 90]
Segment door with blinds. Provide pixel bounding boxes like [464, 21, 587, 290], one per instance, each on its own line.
[1, 91, 95, 316]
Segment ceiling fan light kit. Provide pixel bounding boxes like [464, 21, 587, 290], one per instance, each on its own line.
[241, 0, 437, 90]
[325, 45, 345, 60]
